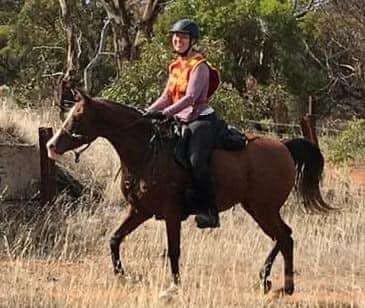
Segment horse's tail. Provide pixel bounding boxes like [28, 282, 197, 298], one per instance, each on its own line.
[283, 138, 332, 212]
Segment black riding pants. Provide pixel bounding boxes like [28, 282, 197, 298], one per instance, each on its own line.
[183, 112, 218, 211]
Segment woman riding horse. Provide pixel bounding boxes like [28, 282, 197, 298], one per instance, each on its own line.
[145, 19, 221, 228]
[47, 22, 331, 296]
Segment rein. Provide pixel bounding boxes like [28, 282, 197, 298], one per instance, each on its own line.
[64, 117, 149, 164]
[113, 118, 170, 183]
[57, 87, 169, 188]
[58, 88, 148, 163]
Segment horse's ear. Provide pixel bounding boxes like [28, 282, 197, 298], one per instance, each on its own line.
[74, 88, 88, 102]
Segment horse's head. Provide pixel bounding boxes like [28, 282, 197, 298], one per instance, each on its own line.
[47, 84, 98, 160]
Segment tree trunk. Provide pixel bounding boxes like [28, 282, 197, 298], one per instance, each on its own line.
[98, 0, 132, 72]
[58, 0, 79, 79]
[99, 0, 166, 66]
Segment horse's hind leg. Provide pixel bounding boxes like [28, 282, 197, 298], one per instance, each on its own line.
[110, 207, 151, 275]
[278, 221, 294, 295]
[259, 220, 293, 293]
[259, 242, 280, 293]
[245, 207, 294, 295]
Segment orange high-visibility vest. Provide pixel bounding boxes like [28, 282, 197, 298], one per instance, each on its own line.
[167, 53, 220, 104]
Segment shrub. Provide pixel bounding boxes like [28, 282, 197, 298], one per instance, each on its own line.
[323, 119, 365, 164]
[102, 39, 170, 108]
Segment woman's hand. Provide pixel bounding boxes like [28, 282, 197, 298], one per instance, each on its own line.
[143, 110, 166, 120]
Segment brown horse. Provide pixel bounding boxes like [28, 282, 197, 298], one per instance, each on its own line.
[47, 81, 330, 295]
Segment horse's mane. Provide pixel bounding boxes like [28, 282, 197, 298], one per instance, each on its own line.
[94, 97, 145, 116]
[74, 89, 145, 118]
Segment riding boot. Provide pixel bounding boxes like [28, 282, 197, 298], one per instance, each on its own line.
[193, 178, 220, 229]
[195, 204, 220, 229]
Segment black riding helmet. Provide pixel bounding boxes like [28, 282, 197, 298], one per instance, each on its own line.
[169, 19, 200, 39]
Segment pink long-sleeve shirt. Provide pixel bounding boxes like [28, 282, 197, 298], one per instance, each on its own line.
[147, 62, 213, 123]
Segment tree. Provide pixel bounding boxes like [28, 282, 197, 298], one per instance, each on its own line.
[97, 0, 166, 67]
[300, 0, 365, 116]
[58, 0, 80, 78]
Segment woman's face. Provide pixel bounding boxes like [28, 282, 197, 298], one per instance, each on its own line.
[172, 32, 191, 54]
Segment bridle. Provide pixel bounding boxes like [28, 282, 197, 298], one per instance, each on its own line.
[60, 126, 93, 163]
[56, 86, 94, 163]
[56, 85, 170, 174]
[62, 116, 150, 163]
[59, 104, 155, 165]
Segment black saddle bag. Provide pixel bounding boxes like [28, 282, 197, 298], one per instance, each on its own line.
[215, 120, 246, 151]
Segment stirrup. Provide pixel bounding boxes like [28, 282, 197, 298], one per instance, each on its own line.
[195, 211, 220, 229]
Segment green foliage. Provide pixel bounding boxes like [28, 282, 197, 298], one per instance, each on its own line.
[324, 119, 365, 164]
[0, 25, 19, 83]
[252, 82, 298, 118]
[0, 0, 65, 99]
[0, 25, 11, 47]
[211, 85, 249, 127]
[102, 39, 170, 107]
[258, 0, 291, 15]
[0, 0, 108, 103]
[0, 0, 362, 123]
[300, 7, 365, 115]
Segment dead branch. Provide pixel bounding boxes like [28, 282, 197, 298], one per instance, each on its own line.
[84, 19, 113, 92]
[294, 0, 315, 19]
[302, 38, 325, 69]
[58, 0, 80, 79]
[32, 46, 64, 51]
[98, 0, 133, 69]
[132, 0, 164, 58]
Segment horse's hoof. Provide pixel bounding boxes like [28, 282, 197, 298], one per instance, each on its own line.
[113, 268, 124, 276]
[284, 276, 294, 295]
[284, 285, 294, 295]
[113, 260, 124, 275]
[263, 280, 272, 294]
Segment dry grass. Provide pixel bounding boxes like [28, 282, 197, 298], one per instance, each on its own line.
[0, 98, 364, 307]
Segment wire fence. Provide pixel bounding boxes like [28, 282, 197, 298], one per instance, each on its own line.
[240, 118, 346, 140]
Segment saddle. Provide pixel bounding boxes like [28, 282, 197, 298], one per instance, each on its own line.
[152, 119, 247, 169]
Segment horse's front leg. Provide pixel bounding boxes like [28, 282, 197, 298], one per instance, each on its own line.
[165, 217, 182, 285]
[110, 207, 151, 275]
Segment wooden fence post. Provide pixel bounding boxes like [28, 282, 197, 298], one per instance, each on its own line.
[38, 127, 56, 206]
[300, 96, 319, 146]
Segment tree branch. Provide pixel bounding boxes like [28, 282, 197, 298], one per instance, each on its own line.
[84, 19, 113, 92]
[294, 0, 315, 19]
[58, 0, 80, 79]
[302, 38, 325, 69]
[32, 46, 65, 51]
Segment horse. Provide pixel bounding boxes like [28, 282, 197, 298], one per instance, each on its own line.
[47, 80, 331, 295]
